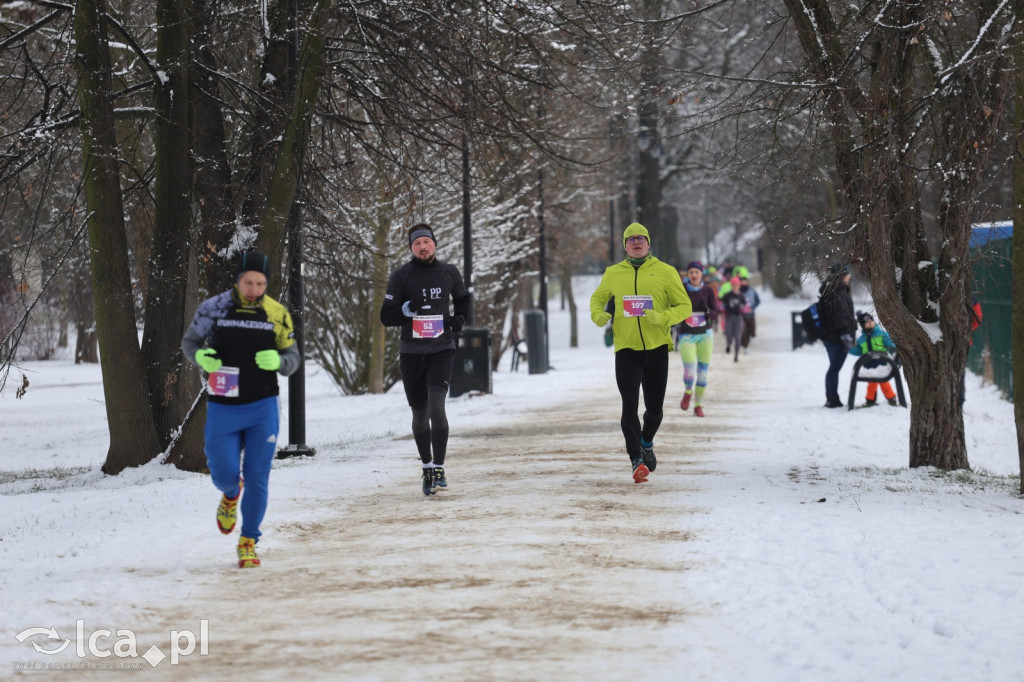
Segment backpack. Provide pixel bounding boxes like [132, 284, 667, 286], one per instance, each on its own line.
[800, 303, 823, 342]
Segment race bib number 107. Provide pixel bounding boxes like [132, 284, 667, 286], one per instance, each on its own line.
[622, 295, 653, 318]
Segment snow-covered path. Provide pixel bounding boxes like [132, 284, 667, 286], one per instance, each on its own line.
[146, 343, 770, 680]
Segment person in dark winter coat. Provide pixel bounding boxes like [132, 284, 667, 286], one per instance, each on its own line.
[738, 276, 760, 352]
[380, 224, 471, 496]
[818, 263, 857, 408]
[720, 276, 746, 363]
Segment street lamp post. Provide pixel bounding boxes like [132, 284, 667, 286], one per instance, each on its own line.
[278, 0, 315, 458]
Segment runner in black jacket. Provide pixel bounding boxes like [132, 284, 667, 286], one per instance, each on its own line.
[380, 224, 471, 496]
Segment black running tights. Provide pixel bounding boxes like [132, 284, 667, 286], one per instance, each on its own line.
[411, 387, 450, 466]
[614, 345, 669, 460]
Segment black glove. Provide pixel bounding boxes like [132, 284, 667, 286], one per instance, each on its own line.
[449, 315, 465, 336]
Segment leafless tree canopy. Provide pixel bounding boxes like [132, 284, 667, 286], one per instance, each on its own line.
[0, 0, 1019, 473]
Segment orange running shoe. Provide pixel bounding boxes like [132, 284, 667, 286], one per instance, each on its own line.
[631, 459, 650, 483]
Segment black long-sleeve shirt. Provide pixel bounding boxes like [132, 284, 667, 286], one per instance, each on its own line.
[380, 257, 470, 354]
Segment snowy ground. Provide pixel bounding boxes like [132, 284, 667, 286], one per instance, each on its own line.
[1, 276, 1021, 681]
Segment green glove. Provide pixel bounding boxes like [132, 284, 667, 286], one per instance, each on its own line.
[195, 348, 222, 373]
[594, 311, 612, 327]
[255, 349, 281, 371]
[644, 309, 665, 325]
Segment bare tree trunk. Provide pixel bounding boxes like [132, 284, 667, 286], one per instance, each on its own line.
[257, 0, 333, 280]
[562, 265, 578, 349]
[238, 0, 293, 241]
[191, 0, 240, 294]
[368, 222, 388, 394]
[141, 0, 195, 446]
[74, 0, 162, 474]
[634, 0, 675, 261]
[70, 249, 98, 364]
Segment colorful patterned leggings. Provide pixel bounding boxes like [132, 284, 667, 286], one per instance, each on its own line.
[678, 331, 713, 406]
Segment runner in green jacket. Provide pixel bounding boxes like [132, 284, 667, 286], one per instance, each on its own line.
[590, 222, 692, 483]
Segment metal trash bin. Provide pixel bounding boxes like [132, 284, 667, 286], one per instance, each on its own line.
[792, 310, 811, 350]
[524, 309, 549, 374]
[450, 327, 492, 397]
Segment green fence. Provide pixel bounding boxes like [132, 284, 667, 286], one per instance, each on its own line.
[968, 237, 1012, 400]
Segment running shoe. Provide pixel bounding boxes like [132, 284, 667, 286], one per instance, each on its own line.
[216, 480, 243, 535]
[433, 466, 447, 489]
[680, 392, 692, 411]
[641, 441, 657, 472]
[694, 406, 705, 417]
[422, 468, 436, 496]
[631, 458, 649, 483]
[236, 536, 260, 568]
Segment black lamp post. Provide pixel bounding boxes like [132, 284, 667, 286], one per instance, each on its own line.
[277, 0, 315, 458]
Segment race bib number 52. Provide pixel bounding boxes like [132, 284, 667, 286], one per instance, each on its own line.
[412, 315, 445, 339]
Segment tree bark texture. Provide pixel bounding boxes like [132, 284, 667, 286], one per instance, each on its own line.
[74, 0, 162, 474]
[368, 219, 388, 395]
[141, 0, 195, 446]
[634, 0, 675, 262]
[257, 0, 333, 275]
[190, 0, 240, 294]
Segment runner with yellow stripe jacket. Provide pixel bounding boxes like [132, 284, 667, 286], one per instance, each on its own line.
[181, 251, 299, 568]
[590, 223, 691, 483]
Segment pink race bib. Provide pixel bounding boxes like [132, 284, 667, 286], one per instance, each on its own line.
[412, 315, 444, 339]
[622, 295, 653, 317]
[685, 312, 707, 327]
[208, 366, 240, 397]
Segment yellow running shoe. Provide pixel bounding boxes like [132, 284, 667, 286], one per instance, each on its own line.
[216, 480, 242, 535]
[237, 536, 260, 568]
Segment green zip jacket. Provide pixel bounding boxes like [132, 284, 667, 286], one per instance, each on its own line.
[590, 256, 692, 352]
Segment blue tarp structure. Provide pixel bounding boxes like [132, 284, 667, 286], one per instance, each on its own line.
[969, 221, 1012, 249]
